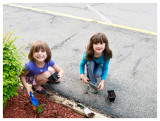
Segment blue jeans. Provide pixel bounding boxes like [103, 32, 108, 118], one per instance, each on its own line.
[87, 60, 103, 85]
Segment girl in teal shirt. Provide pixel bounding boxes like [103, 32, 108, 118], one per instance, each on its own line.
[80, 33, 112, 92]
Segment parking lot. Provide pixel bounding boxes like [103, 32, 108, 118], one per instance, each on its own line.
[3, 3, 157, 118]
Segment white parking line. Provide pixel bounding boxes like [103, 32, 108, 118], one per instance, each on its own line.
[87, 5, 113, 23]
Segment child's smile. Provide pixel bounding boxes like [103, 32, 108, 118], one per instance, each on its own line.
[93, 43, 105, 55]
[33, 50, 47, 62]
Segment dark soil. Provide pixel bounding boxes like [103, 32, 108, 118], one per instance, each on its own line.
[3, 89, 85, 118]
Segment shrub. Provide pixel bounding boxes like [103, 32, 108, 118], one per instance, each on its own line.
[3, 30, 26, 107]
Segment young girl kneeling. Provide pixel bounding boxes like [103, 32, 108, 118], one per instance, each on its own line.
[80, 33, 112, 93]
[20, 40, 64, 95]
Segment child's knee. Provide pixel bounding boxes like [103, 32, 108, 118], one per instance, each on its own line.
[87, 61, 95, 67]
[87, 61, 95, 71]
[48, 69, 55, 75]
[94, 73, 101, 78]
[41, 71, 52, 79]
[45, 70, 55, 79]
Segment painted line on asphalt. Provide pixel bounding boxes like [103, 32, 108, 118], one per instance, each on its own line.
[87, 5, 113, 23]
[4, 3, 157, 36]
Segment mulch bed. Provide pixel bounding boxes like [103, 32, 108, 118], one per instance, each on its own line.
[3, 89, 85, 118]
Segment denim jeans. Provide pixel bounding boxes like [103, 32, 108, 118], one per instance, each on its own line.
[87, 60, 103, 85]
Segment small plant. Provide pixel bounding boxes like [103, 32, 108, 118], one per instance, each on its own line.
[35, 104, 44, 114]
[3, 29, 26, 107]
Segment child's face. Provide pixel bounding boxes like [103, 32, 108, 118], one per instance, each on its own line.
[33, 49, 47, 62]
[93, 42, 105, 55]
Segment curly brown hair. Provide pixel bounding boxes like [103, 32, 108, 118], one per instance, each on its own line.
[28, 40, 52, 62]
[86, 33, 112, 61]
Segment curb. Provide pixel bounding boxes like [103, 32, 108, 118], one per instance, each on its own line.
[18, 84, 111, 118]
[46, 91, 111, 118]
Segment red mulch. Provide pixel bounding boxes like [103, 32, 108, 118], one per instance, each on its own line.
[3, 89, 85, 118]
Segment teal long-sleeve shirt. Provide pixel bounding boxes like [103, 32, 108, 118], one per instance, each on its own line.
[80, 52, 110, 80]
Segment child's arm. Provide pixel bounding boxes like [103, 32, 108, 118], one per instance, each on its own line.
[80, 53, 89, 84]
[101, 59, 110, 81]
[80, 74, 90, 84]
[52, 63, 64, 82]
[20, 69, 33, 96]
[98, 80, 104, 91]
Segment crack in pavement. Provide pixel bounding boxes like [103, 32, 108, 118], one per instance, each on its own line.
[51, 23, 92, 50]
[51, 32, 78, 50]
[49, 16, 56, 24]
[132, 58, 142, 72]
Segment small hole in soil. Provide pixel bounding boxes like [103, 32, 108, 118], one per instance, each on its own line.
[87, 112, 95, 118]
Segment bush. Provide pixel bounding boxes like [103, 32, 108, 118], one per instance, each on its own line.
[3, 30, 26, 107]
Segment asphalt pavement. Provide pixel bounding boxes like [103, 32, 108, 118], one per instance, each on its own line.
[3, 4, 157, 118]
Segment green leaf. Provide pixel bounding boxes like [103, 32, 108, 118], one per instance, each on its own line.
[3, 29, 27, 108]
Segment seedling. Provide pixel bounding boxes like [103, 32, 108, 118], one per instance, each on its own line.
[35, 104, 44, 114]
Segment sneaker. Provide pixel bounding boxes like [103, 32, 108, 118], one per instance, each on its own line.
[88, 83, 98, 94]
[32, 85, 46, 94]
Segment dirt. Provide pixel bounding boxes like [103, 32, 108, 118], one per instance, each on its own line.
[110, 92, 115, 97]
[3, 89, 85, 118]
[87, 112, 95, 118]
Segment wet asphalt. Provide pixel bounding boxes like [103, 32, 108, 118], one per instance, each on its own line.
[3, 4, 157, 118]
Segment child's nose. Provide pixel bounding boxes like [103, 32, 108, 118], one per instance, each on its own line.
[97, 43, 101, 47]
[38, 51, 42, 54]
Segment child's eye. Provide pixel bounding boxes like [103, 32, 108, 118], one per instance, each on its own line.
[100, 42, 104, 44]
[95, 42, 103, 45]
[41, 49, 45, 52]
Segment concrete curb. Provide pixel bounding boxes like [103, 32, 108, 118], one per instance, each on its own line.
[18, 84, 111, 118]
[46, 91, 111, 118]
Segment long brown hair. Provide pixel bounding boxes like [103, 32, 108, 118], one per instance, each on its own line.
[28, 40, 52, 62]
[86, 33, 112, 61]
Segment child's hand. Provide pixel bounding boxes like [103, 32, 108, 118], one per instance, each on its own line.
[27, 88, 33, 96]
[52, 64, 64, 82]
[81, 76, 90, 84]
[57, 72, 63, 82]
[98, 80, 104, 91]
